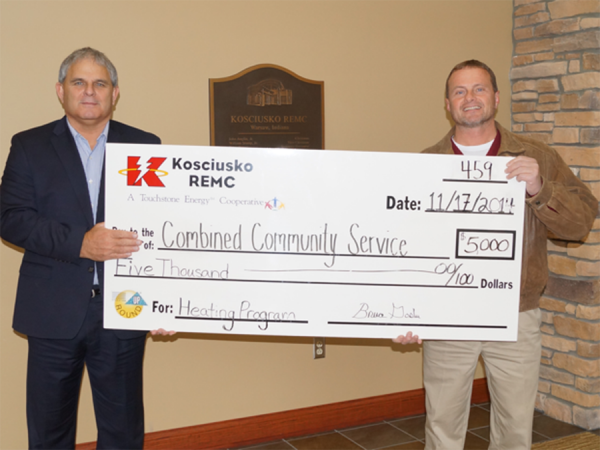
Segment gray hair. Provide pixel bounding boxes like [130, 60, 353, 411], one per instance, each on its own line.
[58, 47, 118, 86]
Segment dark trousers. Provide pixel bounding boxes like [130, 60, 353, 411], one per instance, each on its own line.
[26, 295, 146, 450]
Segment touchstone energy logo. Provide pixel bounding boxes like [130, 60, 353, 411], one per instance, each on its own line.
[119, 156, 168, 187]
[265, 197, 285, 211]
[114, 290, 147, 319]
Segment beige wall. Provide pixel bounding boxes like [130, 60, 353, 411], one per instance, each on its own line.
[0, 0, 513, 447]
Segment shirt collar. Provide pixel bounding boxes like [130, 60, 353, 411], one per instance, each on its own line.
[451, 129, 501, 156]
[66, 119, 110, 149]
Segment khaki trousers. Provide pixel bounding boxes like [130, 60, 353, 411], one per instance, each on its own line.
[423, 309, 542, 450]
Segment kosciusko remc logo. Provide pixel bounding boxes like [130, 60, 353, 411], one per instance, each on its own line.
[119, 156, 168, 187]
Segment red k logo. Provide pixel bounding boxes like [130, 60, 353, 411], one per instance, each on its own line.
[123, 156, 168, 187]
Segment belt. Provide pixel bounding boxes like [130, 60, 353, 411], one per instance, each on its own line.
[91, 287, 101, 298]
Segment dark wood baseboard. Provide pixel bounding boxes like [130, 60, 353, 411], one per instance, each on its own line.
[77, 378, 489, 450]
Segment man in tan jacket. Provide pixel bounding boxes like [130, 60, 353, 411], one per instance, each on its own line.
[394, 60, 597, 450]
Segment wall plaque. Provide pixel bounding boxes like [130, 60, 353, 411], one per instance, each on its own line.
[210, 64, 324, 149]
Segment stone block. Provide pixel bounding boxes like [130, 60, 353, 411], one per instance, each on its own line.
[561, 72, 600, 91]
[568, 60, 581, 73]
[578, 341, 600, 358]
[555, 111, 600, 126]
[542, 310, 555, 324]
[548, 254, 578, 276]
[561, 93, 580, 109]
[514, 27, 535, 40]
[580, 168, 600, 181]
[548, 0, 600, 19]
[513, 55, 535, 67]
[575, 377, 600, 393]
[577, 305, 600, 320]
[567, 242, 600, 260]
[511, 61, 568, 79]
[525, 122, 554, 132]
[579, 90, 600, 110]
[581, 128, 600, 145]
[535, 18, 581, 37]
[577, 260, 600, 277]
[538, 79, 560, 92]
[552, 384, 600, 407]
[539, 380, 552, 393]
[552, 127, 579, 143]
[535, 52, 555, 62]
[554, 146, 600, 167]
[542, 347, 554, 359]
[513, 102, 537, 113]
[516, 38, 553, 54]
[513, 80, 538, 92]
[512, 124, 524, 133]
[581, 17, 600, 29]
[539, 94, 560, 103]
[573, 405, 600, 430]
[543, 112, 555, 121]
[514, 112, 543, 122]
[541, 324, 556, 335]
[536, 102, 561, 112]
[542, 357, 553, 365]
[553, 352, 600, 377]
[542, 334, 577, 353]
[545, 276, 600, 305]
[583, 53, 600, 71]
[516, 2, 547, 17]
[543, 396, 573, 422]
[541, 365, 576, 384]
[554, 315, 600, 341]
[553, 30, 600, 53]
[512, 91, 539, 101]
[582, 230, 600, 244]
[541, 296, 569, 313]
[515, 12, 551, 28]
[566, 303, 577, 315]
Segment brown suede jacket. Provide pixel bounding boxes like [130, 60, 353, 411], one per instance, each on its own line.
[422, 122, 598, 312]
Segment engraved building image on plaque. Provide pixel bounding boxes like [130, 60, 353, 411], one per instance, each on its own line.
[210, 64, 324, 149]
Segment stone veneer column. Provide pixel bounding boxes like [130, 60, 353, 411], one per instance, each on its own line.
[511, 0, 600, 430]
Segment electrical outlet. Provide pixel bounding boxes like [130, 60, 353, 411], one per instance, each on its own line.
[313, 337, 325, 359]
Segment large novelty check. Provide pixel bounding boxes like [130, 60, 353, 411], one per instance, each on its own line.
[104, 145, 525, 341]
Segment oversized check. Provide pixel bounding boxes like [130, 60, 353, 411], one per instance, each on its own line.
[104, 144, 525, 341]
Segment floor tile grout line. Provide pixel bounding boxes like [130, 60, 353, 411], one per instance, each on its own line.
[332, 429, 369, 450]
[282, 437, 296, 450]
[385, 420, 426, 443]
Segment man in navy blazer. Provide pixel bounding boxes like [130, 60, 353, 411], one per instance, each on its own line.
[1, 47, 163, 449]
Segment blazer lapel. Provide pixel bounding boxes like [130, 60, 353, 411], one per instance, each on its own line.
[50, 117, 95, 227]
[97, 121, 121, 223]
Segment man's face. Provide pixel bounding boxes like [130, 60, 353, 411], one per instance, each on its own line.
[445, 67, 499, 129]
[56, 58, 119, 128]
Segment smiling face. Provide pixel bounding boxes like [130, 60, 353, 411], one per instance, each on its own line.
[445, 67, 499, 129]
[55, 57, 119, 131]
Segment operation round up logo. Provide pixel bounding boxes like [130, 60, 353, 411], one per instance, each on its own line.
[114, 290, 147, 319]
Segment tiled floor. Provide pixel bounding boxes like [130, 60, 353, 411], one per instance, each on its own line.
[233, 403, 600, 450]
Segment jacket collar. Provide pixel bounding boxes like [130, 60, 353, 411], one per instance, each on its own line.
[51, 116, 116, 227]
[434, 121, 527, 157]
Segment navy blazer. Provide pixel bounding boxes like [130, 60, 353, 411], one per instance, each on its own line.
[1, 117, 161, 339]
